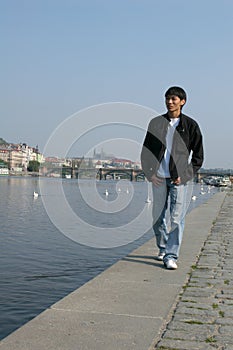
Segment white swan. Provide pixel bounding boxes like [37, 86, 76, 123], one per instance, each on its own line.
[145, 196, 152, 203]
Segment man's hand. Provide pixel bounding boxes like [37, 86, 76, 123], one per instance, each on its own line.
[151, 174, 165, 187]
[172, 177, 181, 185]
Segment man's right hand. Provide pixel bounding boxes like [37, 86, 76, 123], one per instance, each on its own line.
[151, 174, 165, 187]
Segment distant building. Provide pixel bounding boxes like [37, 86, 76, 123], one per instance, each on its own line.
[0, 143, 44, 171]
[93, 148, 115, 160]
[44, 156, 67, 167]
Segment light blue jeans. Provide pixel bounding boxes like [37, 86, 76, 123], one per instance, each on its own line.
[152, 178, 190, 263]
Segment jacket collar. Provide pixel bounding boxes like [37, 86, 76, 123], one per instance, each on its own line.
[163, 113, 184, 131]
[164, 112, 182, 121]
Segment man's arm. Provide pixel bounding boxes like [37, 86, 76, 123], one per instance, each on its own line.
[182, 123, 204, 183]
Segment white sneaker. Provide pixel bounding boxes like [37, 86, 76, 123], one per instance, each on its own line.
[165, 259, 177, 270]
[157, 252, 165, 261]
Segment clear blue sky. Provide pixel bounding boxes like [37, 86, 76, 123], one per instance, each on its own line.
[1, 0, 232, 168]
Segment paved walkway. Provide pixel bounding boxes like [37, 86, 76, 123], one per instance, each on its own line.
[154, 191, 233, 350]
[0, 191, 229, 350]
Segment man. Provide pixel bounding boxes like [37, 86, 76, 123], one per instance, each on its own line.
[141, 86, 204, 269]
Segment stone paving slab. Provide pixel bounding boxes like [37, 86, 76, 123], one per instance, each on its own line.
[0, 191, 226, 350]
[0, 309, 162, 350]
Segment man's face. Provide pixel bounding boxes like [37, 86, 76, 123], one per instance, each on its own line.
[165, 95, 185, 114]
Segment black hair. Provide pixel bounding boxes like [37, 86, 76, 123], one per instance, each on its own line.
[165, 86, 187, 102]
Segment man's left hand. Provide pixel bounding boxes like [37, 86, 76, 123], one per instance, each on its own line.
[172, 177, 181, 185]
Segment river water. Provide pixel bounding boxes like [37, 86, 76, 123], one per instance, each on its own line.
[0, 176, 218, 340]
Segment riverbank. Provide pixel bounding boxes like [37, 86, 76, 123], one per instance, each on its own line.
[0, 191, 227, 349]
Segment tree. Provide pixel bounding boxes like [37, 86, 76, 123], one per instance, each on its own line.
[0, 158, 8, 167]
[27, 160, 40, 172]
[0, 138, 8, 145]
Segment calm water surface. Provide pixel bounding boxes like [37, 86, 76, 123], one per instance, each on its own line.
[0, 177, 218, 340]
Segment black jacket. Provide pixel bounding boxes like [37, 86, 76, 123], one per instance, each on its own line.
[141, 113, 204, 184]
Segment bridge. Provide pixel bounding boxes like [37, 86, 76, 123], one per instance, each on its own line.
[69, 167, 145, 181]
[197, 169, 232, 181]
[41, 164, 232, 182]
[98, 168, 145, 181]
[42, 166, 145, 181]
